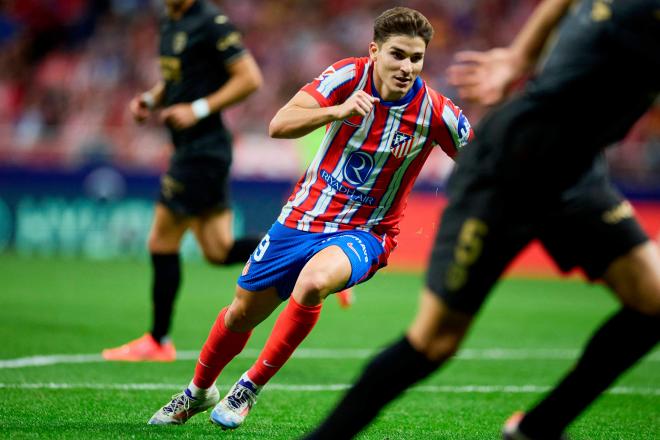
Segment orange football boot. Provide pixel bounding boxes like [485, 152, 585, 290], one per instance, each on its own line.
[335, 287, 354, 309]
[102, 333, 176, 362]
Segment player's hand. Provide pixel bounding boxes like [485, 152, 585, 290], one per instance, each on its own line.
[129, 95, 151, 124]
[335, 91, 379, 120]
[446, 48, 527, 106]
[160, 103, 198, 130]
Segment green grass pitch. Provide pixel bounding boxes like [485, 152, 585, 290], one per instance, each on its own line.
[0, 254, 658, 439]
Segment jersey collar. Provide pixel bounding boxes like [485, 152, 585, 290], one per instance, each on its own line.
[370, 74, 422, 108]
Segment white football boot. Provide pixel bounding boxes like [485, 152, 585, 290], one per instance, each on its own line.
[148, 386, 220, 425]
[210, 372, 261, 429]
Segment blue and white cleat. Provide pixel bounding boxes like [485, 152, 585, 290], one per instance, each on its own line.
[148, 387, 219, 425]
[210, 373, 260, 430]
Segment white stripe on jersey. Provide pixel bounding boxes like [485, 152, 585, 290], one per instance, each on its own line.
[289, 63, 372, 231]
[304, 107, 377, 231]
[317, 64, 356, 99]
[367, 90, 433, 226]
[330, 105, 407, 229]
[278, 62, 371, 225]
[277, 121, 343, 225]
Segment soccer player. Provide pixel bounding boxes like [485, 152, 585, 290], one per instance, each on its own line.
[102, 0, 264, 362]
[304, 0, 660, 439]
[147, 7, 473, 429]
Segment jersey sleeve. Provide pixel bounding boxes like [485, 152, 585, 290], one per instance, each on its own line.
[300, 58, 362, 107]
[205, 13, 247, 66]
[430, 92, 474, 159]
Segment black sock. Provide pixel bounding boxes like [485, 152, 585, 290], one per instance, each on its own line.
[150, 253, 181, 344]
[520, 307, 659, 439]
[304, 336, 441, 439]
[223, 237, 261, 264]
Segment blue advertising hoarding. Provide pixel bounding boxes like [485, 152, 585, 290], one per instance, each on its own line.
[0, 165, 292, 259]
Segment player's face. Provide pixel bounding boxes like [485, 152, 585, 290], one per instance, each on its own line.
[369, 35, 426, 101]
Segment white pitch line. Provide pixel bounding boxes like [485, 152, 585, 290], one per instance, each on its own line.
[0, 382, 657, 396]
[1, 348, 658, 369]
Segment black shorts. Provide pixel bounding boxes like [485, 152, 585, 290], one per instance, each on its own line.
[158, 157, 231, 217]
[426, 169, 648, 315]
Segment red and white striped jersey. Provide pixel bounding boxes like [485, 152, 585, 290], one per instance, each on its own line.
[278, 56, 473, 246]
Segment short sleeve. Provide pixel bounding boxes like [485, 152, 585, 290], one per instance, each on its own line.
[206, 13, 247, 65]
[431, 93, 474, 159]
[300, 58, 361, 107]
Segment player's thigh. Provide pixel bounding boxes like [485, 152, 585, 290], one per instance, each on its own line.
[602, 241, 660, 316]
[539, 184, 648, 281]
[292, 230, 388, 305]
[426, 190, 531, 315]
[190, 208, 234, 261]
[148, 203, 191, 252]
[237, 222, 312, 300]
[291, 245, 353, 306]
[225, 284, 283, 332]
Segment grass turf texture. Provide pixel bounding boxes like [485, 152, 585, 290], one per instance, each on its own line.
[0, 254, 658, 439]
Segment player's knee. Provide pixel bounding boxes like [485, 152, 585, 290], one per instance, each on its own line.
[606, 243, 660, 316]
[408, 319, 469, 363]
[224, 303, 254, 332]
[629, 285, 660, 317]
[147, 232, 175, 253]
[420, 334, 462, 363]
[615, 269, 660, 316]
[295, 272, 333, 303]
[198, 240, 232, 265]
[638, 269, 660, 316]
[202, 249, 229, 265]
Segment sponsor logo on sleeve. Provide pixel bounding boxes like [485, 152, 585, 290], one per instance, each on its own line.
[442, 105, 471, 150]
[457, 111, 471, 148]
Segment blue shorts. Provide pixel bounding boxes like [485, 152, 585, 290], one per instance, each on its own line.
[238, 222, 389, 299]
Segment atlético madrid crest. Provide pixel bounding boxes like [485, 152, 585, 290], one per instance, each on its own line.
[390, 131, 415, 158]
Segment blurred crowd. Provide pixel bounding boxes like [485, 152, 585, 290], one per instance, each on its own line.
[0, 0, 658, 186]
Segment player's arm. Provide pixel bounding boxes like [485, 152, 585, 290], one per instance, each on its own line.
[269, 90, 378, 139]
[161, 53, 262, 131]
[204, 53, 263, 113]
[446, 0, 573, 105]
[129, 81, 165, 124]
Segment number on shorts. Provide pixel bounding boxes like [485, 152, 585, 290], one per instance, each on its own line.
[455, 218, 488, 265]
[445, 218, 488, 291]
[253, 233, 271, 262]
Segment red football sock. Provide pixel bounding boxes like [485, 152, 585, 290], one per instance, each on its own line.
[247, 296, 322, 386]
[193, 307, 252, 389]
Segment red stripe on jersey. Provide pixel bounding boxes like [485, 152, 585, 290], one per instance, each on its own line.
[282, 126, 351, 230]
[345, 81, 433, 234]
[278, 57, 473, 241]
[302, 58, 359, 108]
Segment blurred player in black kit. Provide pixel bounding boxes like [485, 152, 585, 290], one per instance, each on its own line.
[305, 0, 660, 438]
[103, 0, 263, 362]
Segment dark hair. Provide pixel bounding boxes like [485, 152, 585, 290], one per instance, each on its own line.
[373, 7, 434, 46]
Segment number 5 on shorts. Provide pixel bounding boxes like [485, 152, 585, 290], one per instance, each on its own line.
[253, 234, 271, 262]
